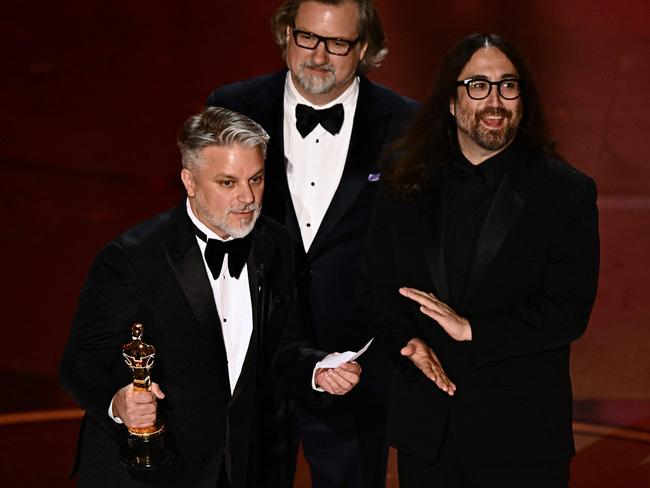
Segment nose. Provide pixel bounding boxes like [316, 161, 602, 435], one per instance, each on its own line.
[237, 183, 255, 204]
[311, 40, 329, 65]
[485, 85, 503, 107]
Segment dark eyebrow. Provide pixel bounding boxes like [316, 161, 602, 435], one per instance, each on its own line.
[465, 73, 519, 81]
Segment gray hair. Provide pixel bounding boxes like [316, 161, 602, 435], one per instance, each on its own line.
[271, 0, 388, 74]
[177, 107, 270, 170]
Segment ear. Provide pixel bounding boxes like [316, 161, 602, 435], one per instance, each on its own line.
[286, 25, 292, 44]
[180, 168, 196, 197]
[449, 98, 456, 117]
[358, 42, 368, 62]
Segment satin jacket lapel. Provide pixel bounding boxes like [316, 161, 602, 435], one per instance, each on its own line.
[251, 72, 303, 246]
[163, 205, 231, 393]
[461, 152, 532, 309]
[308, 77, 390, 257]
[422, 165, 451, 303]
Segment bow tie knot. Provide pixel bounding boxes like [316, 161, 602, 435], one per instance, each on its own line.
[193, 223, 251, 279]
[204, 237, 251, 279]
[295, 103, 344, 138]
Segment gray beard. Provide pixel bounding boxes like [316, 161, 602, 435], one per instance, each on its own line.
[294, 63, 336, 95]
[194, 194, 260, 239]
[216, 208, 260, 239]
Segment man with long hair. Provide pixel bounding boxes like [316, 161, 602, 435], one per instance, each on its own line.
[360, 34, 599, 487]
[206, 1, 417, 487]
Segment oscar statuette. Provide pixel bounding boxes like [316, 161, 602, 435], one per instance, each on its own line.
[119, 323, 177, 483]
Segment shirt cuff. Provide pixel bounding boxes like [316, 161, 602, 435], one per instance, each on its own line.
[108, 398, 123, 424]
[312, 352, 339, 392]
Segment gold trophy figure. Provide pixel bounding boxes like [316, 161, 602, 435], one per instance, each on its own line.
[119, 323, 176, 482]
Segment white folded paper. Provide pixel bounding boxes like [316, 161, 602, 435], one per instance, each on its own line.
[315, 338, 374, 370]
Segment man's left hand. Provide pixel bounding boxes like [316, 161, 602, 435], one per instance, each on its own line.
[399, 287, 472, 341]
[315, 361, 362, 395]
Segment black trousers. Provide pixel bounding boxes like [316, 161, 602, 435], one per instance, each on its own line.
[296, 403, 389, 488]
[397, 428, 570, 488]
[216, 466, 229, 488]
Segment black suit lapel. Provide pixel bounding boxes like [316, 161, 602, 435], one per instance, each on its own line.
[248, 72, 303, 246]
[163, 205, 232, 394]
[461, 151, 532, 308]
[422, 165, 451, 303]
[308, 77, 391, 257]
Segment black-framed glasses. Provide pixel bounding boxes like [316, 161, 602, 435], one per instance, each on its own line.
[291, 28, 360, 56]
[456, 78, 521, 100]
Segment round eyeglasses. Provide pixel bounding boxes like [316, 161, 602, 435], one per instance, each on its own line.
[292, 28, 360, 56]
[456, 78, 521, 100]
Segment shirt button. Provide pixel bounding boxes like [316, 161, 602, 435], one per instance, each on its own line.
[306, 223, 311, 227]
[310, 182, 315, 186]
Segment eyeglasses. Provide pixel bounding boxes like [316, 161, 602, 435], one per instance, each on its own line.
[456, 78, 521, 100]
[291, 28, 360, 56]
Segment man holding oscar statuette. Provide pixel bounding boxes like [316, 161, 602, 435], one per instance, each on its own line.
[206, 2, 418, 486]
[60, 107, 362, 487]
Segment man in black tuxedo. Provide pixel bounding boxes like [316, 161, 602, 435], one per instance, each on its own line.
[59, 107, 361, 488]
[206, 1, 417, 486]
[359, 34, 600, 487]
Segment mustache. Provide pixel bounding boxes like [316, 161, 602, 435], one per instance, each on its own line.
[227, 203, 259, 213]
[301, 62, 335, 73]
[476, 107, 513, 119]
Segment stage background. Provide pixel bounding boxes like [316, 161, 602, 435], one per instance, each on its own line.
[1, 0, 648, 486]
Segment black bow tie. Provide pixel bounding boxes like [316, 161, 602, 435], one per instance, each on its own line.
[295, 103, 344, 138]
[194, 225, 251, 279]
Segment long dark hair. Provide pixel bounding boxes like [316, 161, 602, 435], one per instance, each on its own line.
[384, 33, 558, 200]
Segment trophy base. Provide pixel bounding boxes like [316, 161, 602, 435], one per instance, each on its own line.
[119, 431, 180, 485]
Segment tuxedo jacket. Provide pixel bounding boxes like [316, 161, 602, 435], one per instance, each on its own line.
[359, 147, 599, 465]
[207, 71, 418, 413]
[59, 204, 325, 487]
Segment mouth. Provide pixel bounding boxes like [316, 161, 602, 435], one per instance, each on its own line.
[481, 114, 505, 128]
[229, 204, 258, 219]
[303, 63, 334, 75]
[477, 108, 511, 129]
[230, 210, 254, 217]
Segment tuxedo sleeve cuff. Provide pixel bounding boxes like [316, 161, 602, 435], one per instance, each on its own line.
[107, 398, 123, 424]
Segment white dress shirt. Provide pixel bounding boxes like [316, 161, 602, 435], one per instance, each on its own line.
[186, 199, 253, 394]
[109, 201, 329, 422]
[283, 72, 360, 252]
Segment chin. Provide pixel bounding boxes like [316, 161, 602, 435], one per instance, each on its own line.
[223, 214, 259, 239]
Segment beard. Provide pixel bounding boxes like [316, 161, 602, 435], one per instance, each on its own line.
[294, 62, 336, 95]
[194, 192, 261, 239]
[219, 204, 260, 239]
[457, 105, 522, 152]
